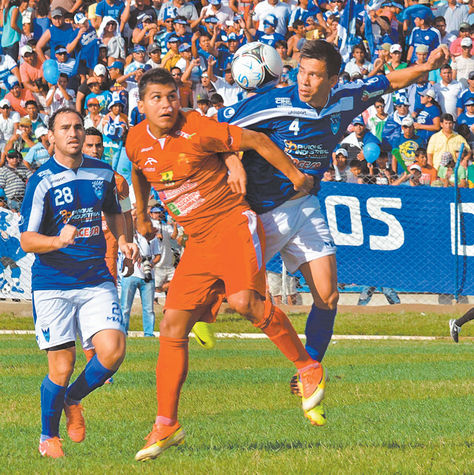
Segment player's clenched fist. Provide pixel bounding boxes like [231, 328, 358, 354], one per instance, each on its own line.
[292, 172, 314, 194]
[58, 224, 77, 248]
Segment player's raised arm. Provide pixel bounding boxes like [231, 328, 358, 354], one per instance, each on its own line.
[385, 46, 449, 93]
[240, 128, 314, 193]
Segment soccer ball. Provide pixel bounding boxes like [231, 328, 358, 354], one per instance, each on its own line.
[231, 42, 283, 91]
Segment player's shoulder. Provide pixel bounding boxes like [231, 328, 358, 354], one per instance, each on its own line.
[127, 119, 151, 151]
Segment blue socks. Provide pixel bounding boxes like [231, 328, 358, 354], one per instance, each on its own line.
[41, 376, 66, 440]
[305, 304, 337, 362]
[65, 355, 115, 405]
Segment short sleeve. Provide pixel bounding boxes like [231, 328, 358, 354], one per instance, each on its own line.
[195, 113, 243, 153]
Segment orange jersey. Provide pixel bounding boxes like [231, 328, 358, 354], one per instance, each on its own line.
[126, 110, 247, 238]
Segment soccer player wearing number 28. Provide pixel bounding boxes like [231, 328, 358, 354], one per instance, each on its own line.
[218, 39, 449, 423]
[19, 108, 138, 458]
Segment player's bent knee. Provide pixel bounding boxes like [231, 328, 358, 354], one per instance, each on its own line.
[316, 290, 339, 310]
[228, 294, 260, 320]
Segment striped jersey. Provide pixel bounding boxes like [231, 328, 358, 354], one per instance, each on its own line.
[20, 156, 121, 291]
[217, 76, 390, 213]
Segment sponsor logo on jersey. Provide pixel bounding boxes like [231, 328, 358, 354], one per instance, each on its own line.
[284, 140, 329, 158]
[222, 107, 235, 119]
[330, 113, 341, 135]
[145, 157, 158, 166]
[161, 171, 174, 182]
[140, 146, 154, 153]
[177, 131, 197, 140]
[275, 97, 292, 107]
[92, 180, 104, 199]
[41, 327, 50, 342]
[76, 225, 100, 238]
[37, 169, 53, 178]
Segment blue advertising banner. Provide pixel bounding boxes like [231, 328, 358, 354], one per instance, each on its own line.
[318, 183, 474, 295]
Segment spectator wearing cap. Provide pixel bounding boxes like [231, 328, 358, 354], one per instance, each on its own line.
[392, 116, 424, 173]
[433, 63, 463, 118]
[146, 43, 162, 68]
[84, 74, 112, 113]
[456, 98, 474, 149]
[162, 35, 184, 71]
[175, 42, 192, 72]
[53, 45, 76, 77]
[0, 52, 22, 92]
[173, 16, 192, 43]
[412, 44, 430, 69]
[196, 14, 219, 38]
[75, 63, 110, 113]
[456, 71, 474, 115]
[97, 16, 126, 64]
[433, 16, 457, 47]
[332, 147, 358, 183]
[344, 44, 374, 79]
[19, 45, 44, 94]
[155, 10, 177, 54]
[132, 12, 158, 47]
[215, 32, 241, 75]
[414, 88, 441, 146]
[200, 0, 233, 24]
[436, 149, 470, 187]
[102, 91, 128, 168]
[124, 44, 148, 82]
[247, 14, 285, 48]
[383, 95, 411, 149]
[45, 72, 75, 114]
[0, 99, 20, 155]
[0, 149, 31, 207]
[124, 0, 157, 30]
[69, 13, 101, 74]
[83, 97, 105, 131]
[23, 126, 51, 171]
[384, 44, 408, 73]
[427, 113, 471, 169]
[449, 22, 474, 57]
[438, 0, 470, 37]
[406, 14, 441, 64]
[93, 0, 127, 31]
[2, 115, 35, 160]
[158, 0, 198, 26]
[35, 8, 75, 63]
[207, 56, 243, 106]
[452, 37, 474, 87]
[252, 0, 290, 37]
[126, 64, 150, 120]
[367, 97, 388, 141]
[0, 0, 28, 61]
[392, 163, 424, 186]
[5, 75, 35, 117]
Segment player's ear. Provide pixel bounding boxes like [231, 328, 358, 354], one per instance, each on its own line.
[329, 74, 339, 88]
[47, 130, 55, 146]
[138, 100, 145, 114]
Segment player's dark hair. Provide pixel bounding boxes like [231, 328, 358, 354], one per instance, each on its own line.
[48, 107, 84, 131]
[138, 67, 176, 100]
[300, 40, 342, 78]
[85, 127, 103, 142]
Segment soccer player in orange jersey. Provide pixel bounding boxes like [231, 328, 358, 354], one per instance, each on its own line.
[127, 68, 326, 462]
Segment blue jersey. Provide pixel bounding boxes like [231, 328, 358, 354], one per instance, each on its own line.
[407, 27, 440, 61]
[456, 88, 474, 112]
[217, 76, 390, 213]
[20, 156, 121, 291]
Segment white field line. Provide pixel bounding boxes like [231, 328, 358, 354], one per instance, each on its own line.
[0, 330, 439, 341]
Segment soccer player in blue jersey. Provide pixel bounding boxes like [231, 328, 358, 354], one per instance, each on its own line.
[19, 108, 138, 458]
[217, 39, 448, 425]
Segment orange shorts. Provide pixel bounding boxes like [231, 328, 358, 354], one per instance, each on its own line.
[165, 208, 266, 319]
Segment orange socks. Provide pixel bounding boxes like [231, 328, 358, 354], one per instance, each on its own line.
[156, 336, 189, 424]
[254, 300, 313, 370]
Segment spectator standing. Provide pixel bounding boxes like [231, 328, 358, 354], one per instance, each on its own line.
[158, 0, 198, 25]
[23, 125, 51, 171]
[406, 14, 440, 63]
[207, 57, 243, 106]
[383, 96, 411, 149]
[45, 73, 75, 114]
[93, 0, 126, 30]
[427, 113, 471, 169]
[452, 37, 474, 87]
[439, 0, 470, 36]
[393, 116, 424, 173]
[0, 98, 19, 154]
[433, 16, 457, 47]
[101, 92, 128, 169]
[414, 88, 441, 146]
[19, 45, 44, 94]
[252, 0, 290, 37]
[456, 70, 474, 115]
[5, 74, 35, 116]
[1, 0, 28, 61]
[0, 149, 31, 209]
[367, 98, 388, 141]
[97, 17, 126, 64]
[433, 64, 463, 118]
[449, 22, 474, 57]
[457, 97, 474, 149]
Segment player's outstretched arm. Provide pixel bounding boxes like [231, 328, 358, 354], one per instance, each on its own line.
[385, 46, 449, 93]
[131, 165, 157, 241]
[20, 225, 77, 254]
[239, 129, 314, 193]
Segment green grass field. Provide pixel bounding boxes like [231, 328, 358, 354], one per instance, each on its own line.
[1, 312, 473, 474]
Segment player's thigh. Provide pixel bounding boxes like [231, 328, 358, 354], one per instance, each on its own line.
[76, 282, 126, 352]
[33, 289, 78, 350]
[299, 255, 338, 309]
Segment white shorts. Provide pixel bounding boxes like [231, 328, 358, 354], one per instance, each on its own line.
[260, 195, 336, 274]
[154, 266, 175, 287]
[33, 281, 125, 351]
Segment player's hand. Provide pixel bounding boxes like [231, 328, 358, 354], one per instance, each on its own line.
[119, 241, 139, 263]
[292, 172, 314, 193]
[226, 157, 247, 194]
[136, 214, 157, 241]
[426, 45, 449, 71]
[57, 224, 77, 248]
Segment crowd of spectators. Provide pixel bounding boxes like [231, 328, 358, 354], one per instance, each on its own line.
[0, 0, 473, 211]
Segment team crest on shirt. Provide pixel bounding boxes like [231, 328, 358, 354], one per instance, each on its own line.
[92, 180, 104, 199]
[330, 113, 341, 135]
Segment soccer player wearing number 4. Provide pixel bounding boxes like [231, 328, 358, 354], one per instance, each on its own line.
[218, 39, 449, 424]
[126, 68, 324, 462]
[19, 109, 138, 458]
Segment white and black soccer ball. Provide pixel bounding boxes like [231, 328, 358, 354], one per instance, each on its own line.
[231, 42, 283, 91]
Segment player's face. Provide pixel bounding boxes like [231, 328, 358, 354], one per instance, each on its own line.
[139, 82, 180, 136]
[83, 134, 104, 159]
[49, 112, 85, 159]
[297, 57, 338, 108]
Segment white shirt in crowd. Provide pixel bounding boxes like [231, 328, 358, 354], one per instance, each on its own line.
[433, 79, 464, 118]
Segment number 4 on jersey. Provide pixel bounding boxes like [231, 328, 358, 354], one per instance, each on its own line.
[289, 118, 300, 136]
